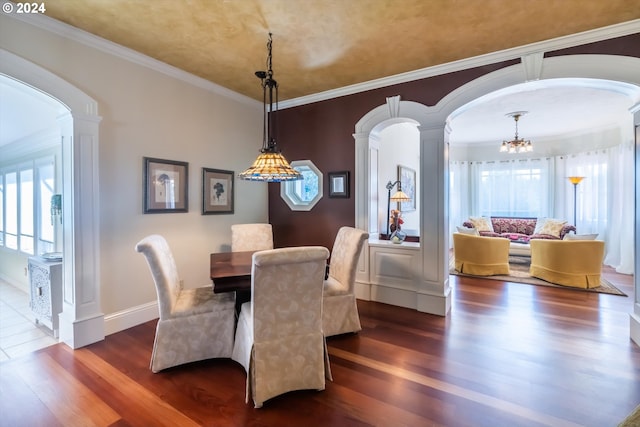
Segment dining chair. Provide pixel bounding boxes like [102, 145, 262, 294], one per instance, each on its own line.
[135, 234, 236, 373]
[231, 223, 274, 252]
[231, 246, 331, 408]
[322, 226, 369, 337]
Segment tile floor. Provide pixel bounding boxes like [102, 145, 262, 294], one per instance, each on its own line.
[0, 280, 58, 361]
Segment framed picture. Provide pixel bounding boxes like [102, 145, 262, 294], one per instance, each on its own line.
[202, 168, 234, 214]
[143, 157, 188, 213]
[329, 171, 350, 198]
[398, 165, 416, 212]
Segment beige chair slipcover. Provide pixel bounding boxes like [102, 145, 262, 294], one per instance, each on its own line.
[322, 226, 369, 337]
[231, 246, 331, 408]
[529, 239, 605, 288]
[135, 234, 236, 373]
[453, 232, 511, 276]
[231, 223, 274, 252]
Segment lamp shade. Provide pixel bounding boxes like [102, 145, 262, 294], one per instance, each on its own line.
[239, 33, 301, 183]
[390, 190, 411, 202]
[238, 151, 302, 182]
[568, 176, 584, 185]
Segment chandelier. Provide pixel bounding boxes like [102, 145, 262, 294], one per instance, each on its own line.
[499, 111, 533, 154]
[239, 33, 302, 182]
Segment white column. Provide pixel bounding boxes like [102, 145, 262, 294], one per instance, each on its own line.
[417, 124, 451, 316]
[58, 112, 105, 349]
[630, 103, 640, 347]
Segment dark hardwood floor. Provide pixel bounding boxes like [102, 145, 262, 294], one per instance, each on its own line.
[1, 269, 638, 427]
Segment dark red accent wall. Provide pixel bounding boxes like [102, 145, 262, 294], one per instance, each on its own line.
[268, 34, 640, 252]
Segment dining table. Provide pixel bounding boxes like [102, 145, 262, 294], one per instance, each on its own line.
[209, 250, 254, 293]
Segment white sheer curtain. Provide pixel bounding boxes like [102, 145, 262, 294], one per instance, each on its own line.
[558, 137, 634, 274]
[449, 161, 471, 237]
[470, 158, 553, 218]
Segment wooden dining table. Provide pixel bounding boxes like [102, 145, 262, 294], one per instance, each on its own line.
[209, 251, 254, 293]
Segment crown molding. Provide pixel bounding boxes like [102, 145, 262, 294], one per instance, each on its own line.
[6, 13, 638, 111]
[279, 19, 640, 109]
[5, 12, 260, 109]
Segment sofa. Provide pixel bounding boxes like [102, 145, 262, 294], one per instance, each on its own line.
[460, 217, 577, 257]
[462, 217, 576, 242]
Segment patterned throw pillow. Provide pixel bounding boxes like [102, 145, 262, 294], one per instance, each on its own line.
[456, 226, 479, 236]
[535, 218, 567, 238]
[468, 216, 494, 232]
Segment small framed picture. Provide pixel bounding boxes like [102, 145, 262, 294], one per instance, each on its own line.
[398, 165, 416, 212]
[143, 157, 188, 213]
[202, 168, 234, 214]
[328, 171, 350, 198]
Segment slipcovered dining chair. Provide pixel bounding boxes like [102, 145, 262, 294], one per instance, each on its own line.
[323, 226, 369, 337]
[231, 246, 331, 408]
[231, 223, 274, 252]
[135, 234, 236, 373]
[453, 232, 510, 276]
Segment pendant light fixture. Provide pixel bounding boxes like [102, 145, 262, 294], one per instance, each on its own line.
[239, 33, 302, 182]
[499, 111, 533, 154]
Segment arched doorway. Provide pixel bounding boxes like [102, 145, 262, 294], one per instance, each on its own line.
[1, 49, 104, 348]
[354, 55, 640, 334]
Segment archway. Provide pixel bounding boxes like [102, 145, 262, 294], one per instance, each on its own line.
[354, 54, 640, 335]
[0, 49, 104, 348]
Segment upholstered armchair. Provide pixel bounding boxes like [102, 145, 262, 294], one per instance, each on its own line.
[231, 223, 274, 252]
[529, 239, 605, 288]
[323, 226, 369, 337]
[135, 234, 236, 373]
[231, 246, 331, 408]
[453, 232, 510, 276]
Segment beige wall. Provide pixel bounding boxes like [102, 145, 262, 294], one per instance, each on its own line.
[0, 15, 268, 316]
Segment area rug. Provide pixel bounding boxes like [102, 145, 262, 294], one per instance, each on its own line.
[449, 255, 627, 296]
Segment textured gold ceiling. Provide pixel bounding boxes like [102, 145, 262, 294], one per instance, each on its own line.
[42, 0, 640, 101]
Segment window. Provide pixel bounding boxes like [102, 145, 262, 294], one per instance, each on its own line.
[20, 169, 34, 254]
[475, 158, 551, 218]
[0, 156, 57, 255]
[5, 171, 17, 249]
[280, 160, 323, 211]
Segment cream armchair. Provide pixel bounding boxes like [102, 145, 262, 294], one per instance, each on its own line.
[453, 232, 510, 276]
[323, 226, 369, 337]
[231, 223, 274, 252]
[231, 246, 331, 408]
[135, 234, 236, 373]
[529, 239, 605, 288]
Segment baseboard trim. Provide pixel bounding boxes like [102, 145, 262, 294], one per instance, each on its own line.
[631, 312, 640, 348]
[104, 301, 158, 336]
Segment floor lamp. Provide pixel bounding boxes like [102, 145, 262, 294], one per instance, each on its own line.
[385, 180, 411, 237]
[568, 176, 584, 227]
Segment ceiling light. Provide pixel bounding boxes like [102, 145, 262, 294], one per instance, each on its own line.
[499, 111, 533, 154]
[239, 33, 302, 182]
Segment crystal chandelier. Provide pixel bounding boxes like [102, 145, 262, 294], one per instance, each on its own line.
[239, 33, 302, 182]
[499, 112, 533, 154]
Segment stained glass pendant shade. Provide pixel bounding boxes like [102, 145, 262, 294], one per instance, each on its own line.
[239, 33, 302, 182]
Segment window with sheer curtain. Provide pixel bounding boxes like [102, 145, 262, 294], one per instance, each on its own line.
[449, 140, 634, 274]
[473, 158, 552, 218]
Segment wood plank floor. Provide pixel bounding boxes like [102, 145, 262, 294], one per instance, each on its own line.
[1, 269, 638, 427]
